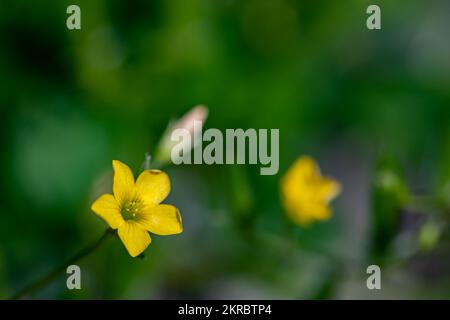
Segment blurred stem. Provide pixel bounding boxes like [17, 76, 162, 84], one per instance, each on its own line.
[10, 228, 114, 300]
[141, 152, 165, 171]
[405, 195, 448, 216]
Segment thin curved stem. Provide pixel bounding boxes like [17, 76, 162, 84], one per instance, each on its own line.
[10, 228, 114, 300]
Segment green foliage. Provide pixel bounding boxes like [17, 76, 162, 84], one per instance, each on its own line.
[370, 156, 409, 265]
[1, 0, 450, 299]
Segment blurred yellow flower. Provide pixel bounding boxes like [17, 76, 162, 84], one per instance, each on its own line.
[91, 160, 182, 257]
[281, 156, 341, 226]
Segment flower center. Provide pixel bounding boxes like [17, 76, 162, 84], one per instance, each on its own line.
[121, 199, 143, 220]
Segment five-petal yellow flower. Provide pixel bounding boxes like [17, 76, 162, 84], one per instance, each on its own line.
[281, 156, 341, 226]
[91, 160, 183, 257]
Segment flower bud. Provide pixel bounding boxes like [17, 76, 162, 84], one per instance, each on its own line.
[154, 105, 208, 166]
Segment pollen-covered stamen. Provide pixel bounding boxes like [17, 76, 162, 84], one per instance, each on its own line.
[120, 197, 144, 221]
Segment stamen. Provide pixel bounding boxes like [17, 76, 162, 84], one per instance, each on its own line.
[120, 197, 143, 221]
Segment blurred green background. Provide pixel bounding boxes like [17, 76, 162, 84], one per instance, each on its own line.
[1, 0, 450, 299]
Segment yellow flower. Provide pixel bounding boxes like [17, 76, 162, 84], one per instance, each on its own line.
[91, 160, 183, 257]
[280, 156, 341, 226]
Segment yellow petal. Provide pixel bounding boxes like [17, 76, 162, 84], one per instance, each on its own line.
[117, 221, 151, 257]
[91, 194, 124, 229]
[285, 201, 332, 227]
[320, 178, 341, 203]
[135, 170, 170, 205]
[113, 160, 135, 205]
[281, 155, 341, 227]
[136, 204, 183, 235]
[304, 202, 332, 220]
[288, 156, 320, 181]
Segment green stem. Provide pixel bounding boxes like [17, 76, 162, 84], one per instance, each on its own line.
[10, 228, 114, 300]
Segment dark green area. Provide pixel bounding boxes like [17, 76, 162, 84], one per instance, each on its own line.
[0, 0, 449, 299]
